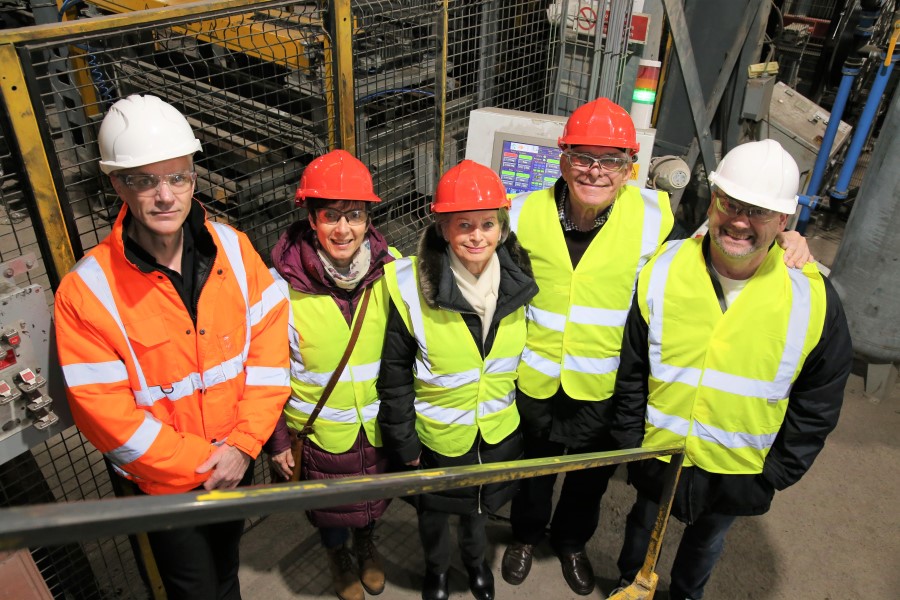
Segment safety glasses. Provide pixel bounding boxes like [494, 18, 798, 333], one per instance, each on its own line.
[714, 192, 778, 224]
[114, 171, 196, 195]
[563, 151, 631, 172]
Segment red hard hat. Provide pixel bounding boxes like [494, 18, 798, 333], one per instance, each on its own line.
[558, 98, 640, 156]
[295, 149, 381, 206]
[431, 160, 510, 213]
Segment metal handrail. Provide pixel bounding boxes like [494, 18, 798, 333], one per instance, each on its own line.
[0, 445, 683, 551]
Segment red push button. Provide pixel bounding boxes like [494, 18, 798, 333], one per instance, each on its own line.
[2, 330, 20, 348]
[0, 381, 10, 396]
[18, 369, 36, 385]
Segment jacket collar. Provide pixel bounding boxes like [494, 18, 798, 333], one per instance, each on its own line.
[271, 219, 394, 295]
[416, 223, 536, 320]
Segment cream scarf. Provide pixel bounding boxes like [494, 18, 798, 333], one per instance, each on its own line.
[448, 249, 500, 343]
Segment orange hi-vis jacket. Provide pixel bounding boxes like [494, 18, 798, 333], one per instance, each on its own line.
[54, 204, 290, 495]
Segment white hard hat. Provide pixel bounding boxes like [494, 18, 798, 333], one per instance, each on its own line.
[708, 139, 799, 214]
[98, 95, 202, 174]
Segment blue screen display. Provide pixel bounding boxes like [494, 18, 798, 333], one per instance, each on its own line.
[498, 139, 562, 194]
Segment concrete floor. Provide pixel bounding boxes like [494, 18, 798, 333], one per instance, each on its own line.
[236, 371, 899, 600]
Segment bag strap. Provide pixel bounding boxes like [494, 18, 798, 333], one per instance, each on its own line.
[299, 285, 373, 436]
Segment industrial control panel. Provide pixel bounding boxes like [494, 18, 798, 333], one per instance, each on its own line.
[0, 256, 71, 466]
[765, 81, 852, 186]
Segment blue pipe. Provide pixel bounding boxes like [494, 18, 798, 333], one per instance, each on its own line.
[831, 54, 898, 201]
[805, 65, 859, 197]
[795, 194, 820, 235]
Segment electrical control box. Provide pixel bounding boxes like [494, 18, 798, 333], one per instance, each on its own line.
[0, 257, 71, 465]
[465, 107, 656, 189]
[764, 82, 852, 187]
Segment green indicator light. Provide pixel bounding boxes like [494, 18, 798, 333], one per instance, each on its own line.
[518, 155, 532, 161]
[548, 158, 560, 165]
[516, 173, 529, 179]
[500, 170, 514, 176]
[632, 88, 657, 104]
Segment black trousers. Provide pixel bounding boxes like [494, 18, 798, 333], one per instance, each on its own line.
[509, 434, 617, 554]
[418, 509, 489, 573]
[144, 464, 254, 600]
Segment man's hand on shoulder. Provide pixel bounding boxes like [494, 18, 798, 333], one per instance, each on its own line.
[196, 444, 252, 490]
[776, 230, 814, 268]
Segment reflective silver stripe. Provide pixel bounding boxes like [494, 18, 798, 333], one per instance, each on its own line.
[210, 222, 250, 360]
[692, 419, 778, 451]
[105, 411, 163, 466]
[62, 361, 129, 387]
[479, 390, 515, 416]
[360, 401, 381, 422]
[652, 362, 702, 387]
[521, 347, 561, 378]
[563, 354, 619, 375]
[394, 259, 429, 362]
[646, 241, 684, 383]
[526, 304, 566, 332]
[288, 396, 359, 424]
[75, 257, 153, 405]
[154, 372, 204, 403]
[203, 353, 245, 388]
[484, 356, 520, 374]
[271, 271, 302, 370]
[415, 398, 475, 426]
[637, 188, 664, 271]
[569, 305, 629, 327]
[416, 359, 481, 388]
[292, 360, 382, 387]
[350, 360, 382, 382]
[646, 404, 690, 437]
[508, 192, 530, 233]
[775, 269, 813, 395]
[246, 366, 290, 387]
[250, 281, 284, 328]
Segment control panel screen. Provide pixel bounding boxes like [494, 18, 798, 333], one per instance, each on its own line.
[496, 138, 562, 194]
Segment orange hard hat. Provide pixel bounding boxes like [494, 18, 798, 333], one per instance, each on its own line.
[558, 98, 640, 156]
[295, 149, 381, 206]
[431, 160, 510, 213]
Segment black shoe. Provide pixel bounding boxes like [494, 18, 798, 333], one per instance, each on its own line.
[466, 561, 495, 600]
[421, 570, 449, 600]
[501, 542, 534, 585]
[558, 551, 595, 595]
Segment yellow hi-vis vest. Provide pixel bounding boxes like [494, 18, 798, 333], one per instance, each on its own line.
[274, 271, 391, 454]
[510, 185, 673, 400]
[637, 239, 827, 474]
[384, 258, 523, 457]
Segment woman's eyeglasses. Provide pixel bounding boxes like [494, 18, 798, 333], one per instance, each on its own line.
[317, 208, 368, 226]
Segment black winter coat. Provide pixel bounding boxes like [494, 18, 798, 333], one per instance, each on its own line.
[377, 225, 539, 515]
[611, 248, 853, 518]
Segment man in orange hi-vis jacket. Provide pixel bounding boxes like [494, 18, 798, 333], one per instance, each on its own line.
[54, 95, 290, 600]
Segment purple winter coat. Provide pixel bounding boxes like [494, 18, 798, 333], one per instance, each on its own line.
[265, 219, 394, 528]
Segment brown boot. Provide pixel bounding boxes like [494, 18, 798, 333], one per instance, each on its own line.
[353, 526, 385, 595]
[326, 545, 365, 600]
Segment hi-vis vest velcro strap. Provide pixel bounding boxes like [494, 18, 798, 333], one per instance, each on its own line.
[66, 223, 250, 468]
[646, 240, 812, 402]
[392, 258, 517, 413]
